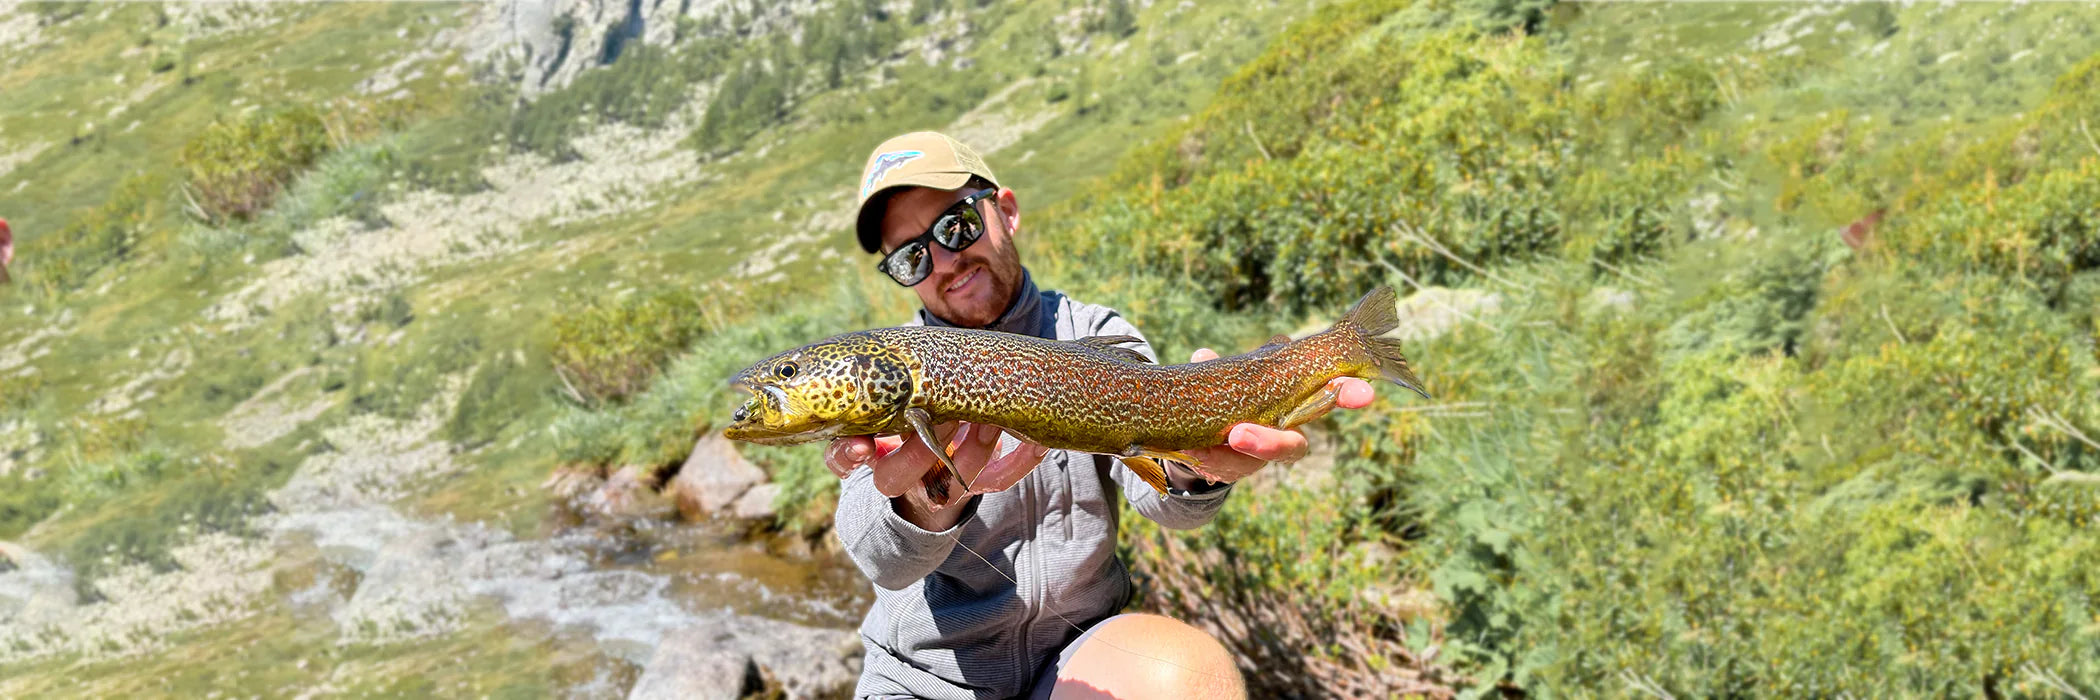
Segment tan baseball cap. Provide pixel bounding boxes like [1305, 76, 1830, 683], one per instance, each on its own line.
[853, 131, 999, 253]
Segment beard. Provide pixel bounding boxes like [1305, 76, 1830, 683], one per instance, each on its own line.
[922, 244, 1024, 328]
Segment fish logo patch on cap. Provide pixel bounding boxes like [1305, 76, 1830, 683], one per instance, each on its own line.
[862, 150, 924, 198]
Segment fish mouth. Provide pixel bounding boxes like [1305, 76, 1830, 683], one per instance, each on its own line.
[727, 381, 783, 419]
[722, 381, 832, 445]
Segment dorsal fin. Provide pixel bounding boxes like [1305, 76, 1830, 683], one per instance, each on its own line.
[1258, 333, 1293, 350]
[1074, 335, 1151, 364]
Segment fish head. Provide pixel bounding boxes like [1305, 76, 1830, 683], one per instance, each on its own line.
[722, 333, 916, 445]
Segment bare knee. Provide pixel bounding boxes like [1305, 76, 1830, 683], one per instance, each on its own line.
[1049, 613, 1246, 700]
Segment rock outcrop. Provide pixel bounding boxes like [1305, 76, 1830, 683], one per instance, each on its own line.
[668, 433, 769, 521]
[628, 613, 861, 700]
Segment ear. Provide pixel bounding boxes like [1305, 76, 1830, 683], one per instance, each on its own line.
[993, 188, 1020, 239]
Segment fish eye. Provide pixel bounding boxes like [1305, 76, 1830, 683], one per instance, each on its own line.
[775, 363, 798, 380]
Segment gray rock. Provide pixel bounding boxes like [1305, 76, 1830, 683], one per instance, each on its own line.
[732, 483, 780, 522]
[630, 614, 859, 700]
[0, 542, 77, 627]
[454, 0, 798, 97]
[1392, 287, 1503, 343]
[670, 434, 766, 520]
[584, 465, 675, 521]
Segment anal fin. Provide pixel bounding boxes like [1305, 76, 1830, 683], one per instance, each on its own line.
[1118, 445, 1211, 498]
[1118, 456, 1172, 499]
[1278, 381, 1344, 430]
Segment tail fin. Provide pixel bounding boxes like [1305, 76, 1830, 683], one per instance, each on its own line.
[1339, 286, 1431, 400]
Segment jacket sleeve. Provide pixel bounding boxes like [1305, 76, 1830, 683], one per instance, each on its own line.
[1086, 310, 1237, 531]
[833, 466, 978, 590]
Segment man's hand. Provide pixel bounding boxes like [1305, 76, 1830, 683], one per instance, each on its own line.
[825, 422, 1050, 529]
[1178, 347, 1375, 484]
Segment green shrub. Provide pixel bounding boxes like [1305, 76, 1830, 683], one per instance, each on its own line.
[177, 105, 333, 224]
[269, 140, 400, 238]
[1884, 161, 2100, 302]
[546, 289, 710, 406]
[1062, 27, 1577, 315]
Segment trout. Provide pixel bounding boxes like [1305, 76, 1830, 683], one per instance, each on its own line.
[722, 286, 1430, 499]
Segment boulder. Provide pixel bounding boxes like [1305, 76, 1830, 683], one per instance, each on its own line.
[630, 614, 860, 700]
[542, 462, 606, 501]
[1392, 287, 1502, 343]
[1285, 286, 1503, 345]
[731, 483, 780, 522]
[583, 465, 674, 520]
[669, 434, 766, 520]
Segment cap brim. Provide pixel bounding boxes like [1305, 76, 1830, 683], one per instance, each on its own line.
[855, 171, 974, 253]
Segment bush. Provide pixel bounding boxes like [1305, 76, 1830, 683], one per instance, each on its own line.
[1884, 161, 2100, 303]
[547, 289, 711, 406]
[1062, 27, 1577, 315]
[177, 105, 334, 224]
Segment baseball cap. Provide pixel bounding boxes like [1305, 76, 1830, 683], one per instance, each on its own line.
[853, 131, 999, 254]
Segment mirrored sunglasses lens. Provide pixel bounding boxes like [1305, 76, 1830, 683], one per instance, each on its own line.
[887, 243, 931, 285]
[935, 207, 983, 249]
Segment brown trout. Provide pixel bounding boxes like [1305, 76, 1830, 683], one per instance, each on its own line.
[722, 286, 1430, 498]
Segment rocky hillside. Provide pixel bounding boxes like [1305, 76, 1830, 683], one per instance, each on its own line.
[5, 0, 2099, 696]
[0, 0, 1328, 695]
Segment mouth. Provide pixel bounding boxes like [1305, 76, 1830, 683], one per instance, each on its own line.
[944, 267, 981, 294]
[726, 381, 771, 425]
[722, 381, 829, 445]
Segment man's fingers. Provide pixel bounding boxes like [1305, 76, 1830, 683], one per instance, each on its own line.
[1182, 446, 1264, 483]
[823, 437, 877, 479]
[946, 423, 1005, 484]
[1335, 377, 1376, 410]
[1227, 423, 1310, 463]
[1191, 347, 1220, 363]
[871, 423, 960, 497]
[970, 438, 1051, 494]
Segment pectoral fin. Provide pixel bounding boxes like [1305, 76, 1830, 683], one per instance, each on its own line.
[1075, 335, 1152, 364]
[1118, 457, 1173, 499]
[906, 407, 973, 491]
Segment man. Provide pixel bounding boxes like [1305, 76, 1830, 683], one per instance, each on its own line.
[824, 132, 1376, 699]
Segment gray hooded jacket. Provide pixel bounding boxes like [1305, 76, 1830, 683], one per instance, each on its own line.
[836, 271, 1235, 699]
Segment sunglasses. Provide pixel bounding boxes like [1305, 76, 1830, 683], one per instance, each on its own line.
[876, 188, 999, 287]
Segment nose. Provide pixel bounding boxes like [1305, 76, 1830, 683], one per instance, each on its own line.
[928, 238, 963, 274]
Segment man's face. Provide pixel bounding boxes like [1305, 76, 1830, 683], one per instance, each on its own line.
[877, 185, 1024, 328]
